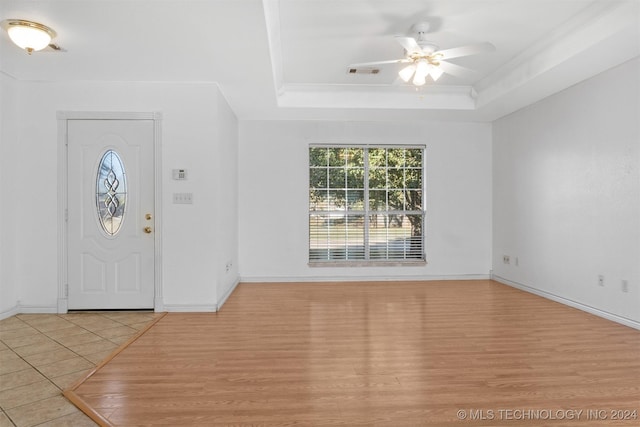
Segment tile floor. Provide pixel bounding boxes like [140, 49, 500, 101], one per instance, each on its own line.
[0, 311, 162, 427]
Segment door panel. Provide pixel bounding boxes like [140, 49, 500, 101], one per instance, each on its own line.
[115, 254, 141, 292]
[67, 119, 155, 309]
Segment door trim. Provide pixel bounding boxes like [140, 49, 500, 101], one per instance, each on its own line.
[57, 111, 163, 312]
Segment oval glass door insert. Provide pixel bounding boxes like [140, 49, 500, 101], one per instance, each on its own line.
[96, 150, 127, 235]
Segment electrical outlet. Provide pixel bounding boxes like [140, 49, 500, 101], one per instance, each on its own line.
[598, 275, 604, 287]
[503, 255, 510, 264]
[515, 257, 519, 267]
[622, 280, 629, 293]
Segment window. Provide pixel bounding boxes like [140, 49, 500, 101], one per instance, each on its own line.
[96, 150, 127, 236]
[309, 145, 425, 263]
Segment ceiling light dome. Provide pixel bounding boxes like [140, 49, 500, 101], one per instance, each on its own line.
[2, 19, 56, 54]
[412, 60, 430, 86]
[398, 64, 416, 82]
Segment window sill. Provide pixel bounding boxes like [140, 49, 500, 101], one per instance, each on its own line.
[308, 260, 427, 268]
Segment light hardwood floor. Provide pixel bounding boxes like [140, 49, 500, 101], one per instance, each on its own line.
[67, 280, 640, 426]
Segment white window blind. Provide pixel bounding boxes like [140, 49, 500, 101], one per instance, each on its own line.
[309, 146, 425, 263]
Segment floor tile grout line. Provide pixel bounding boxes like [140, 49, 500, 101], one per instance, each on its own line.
[1, 376, 66, 413]
[0, 326, 100, 417]
[3, 409, 17, 427]
[13, 314, 142, 373]
[1, 312, 157, 427]
[3, 327, 99, 391]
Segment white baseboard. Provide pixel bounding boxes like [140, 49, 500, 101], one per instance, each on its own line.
[17, 305, 58, 314]
[2, 302, 217, 316]
[239, 274, 491, 283]
[217, 278, 240, 311]
[161, 278, 242, 313]
[162, 304, 218, 313]
[492, 274, 640, 331]
[0, 305, 19, 321]
[0, 304, 61, 319]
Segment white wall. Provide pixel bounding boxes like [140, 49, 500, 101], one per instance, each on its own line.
[0, 80, 239, 316]
[0, 72, 19, 316]
[493, 58, 640, 325]
[238, 120, 492, 282]
[215, 89, 240, 305]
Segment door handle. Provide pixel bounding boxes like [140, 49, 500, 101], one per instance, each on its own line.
[143, 226, 153, 234]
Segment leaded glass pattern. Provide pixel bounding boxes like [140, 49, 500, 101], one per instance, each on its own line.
[96, 150, 127, 235]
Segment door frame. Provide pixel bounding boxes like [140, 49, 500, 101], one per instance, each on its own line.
[57, 111, 163, 313]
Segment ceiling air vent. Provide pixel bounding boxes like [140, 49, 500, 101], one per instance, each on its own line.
[347, 67, 380, 75]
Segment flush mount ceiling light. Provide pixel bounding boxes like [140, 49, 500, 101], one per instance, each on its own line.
[1, 19, 56, 54]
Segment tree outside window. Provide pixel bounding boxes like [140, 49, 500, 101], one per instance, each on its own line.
[309, 145, 425, 263]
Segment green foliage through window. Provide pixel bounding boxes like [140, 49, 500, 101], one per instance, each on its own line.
[309, 146, 425, 262]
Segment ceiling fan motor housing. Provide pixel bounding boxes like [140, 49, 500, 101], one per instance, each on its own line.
[412, 22, 431, 34]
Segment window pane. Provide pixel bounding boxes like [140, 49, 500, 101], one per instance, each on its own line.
[404, 190, 422, 211]
[345, 148, 364, 167]
[406, 148, 422, 167]
[346, 168, 364, 188]
[309, 214, 365, 261]
[328, 190, 346, 209]
[387, 149, 404, 167]
[405, 214, 424, 259]
[405, 168, 421, 189]
[309, 147, 328, 167]
[369, 148, 386, 166]
[369, 168, 386, 189]
[369, 214, 422, 260]
[309, 214, 330, 261]
[309, 168, 327, 189]
[347, 190, 364, 210]
[387, 168, 404, 189]
[310, 188, 329, 211]
[369, 214, 409, 259]
[328, 168, 345, 189]
[388, 190, 405, 211]
[369, 190, 387, 211]
[328, 148, 344, 166]
[346, 215, 365, 259]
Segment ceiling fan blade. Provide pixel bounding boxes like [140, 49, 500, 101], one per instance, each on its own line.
[395, 36, 422, 54]
[348, 59, 410, 67]
[437, 61, 477, 79]
[436, 42, 495, 60]
[391, 76, 406, 86]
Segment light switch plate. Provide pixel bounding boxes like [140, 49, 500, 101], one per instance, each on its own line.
[173, 193, 193, 204]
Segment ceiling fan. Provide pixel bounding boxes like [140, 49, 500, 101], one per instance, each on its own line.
[349, 22, 495, 86]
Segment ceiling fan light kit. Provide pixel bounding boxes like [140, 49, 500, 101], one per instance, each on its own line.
[398, 63, 417, 82]
[399, 58, 445, 85]
[1, 19, 56, 54]
[429, 64, 444, 80]
[349, 21, 495, 87]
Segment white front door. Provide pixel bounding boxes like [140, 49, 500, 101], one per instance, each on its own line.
[67, 119, 155, 309]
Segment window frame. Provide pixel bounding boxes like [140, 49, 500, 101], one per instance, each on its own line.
[308, 144, 427, 267]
